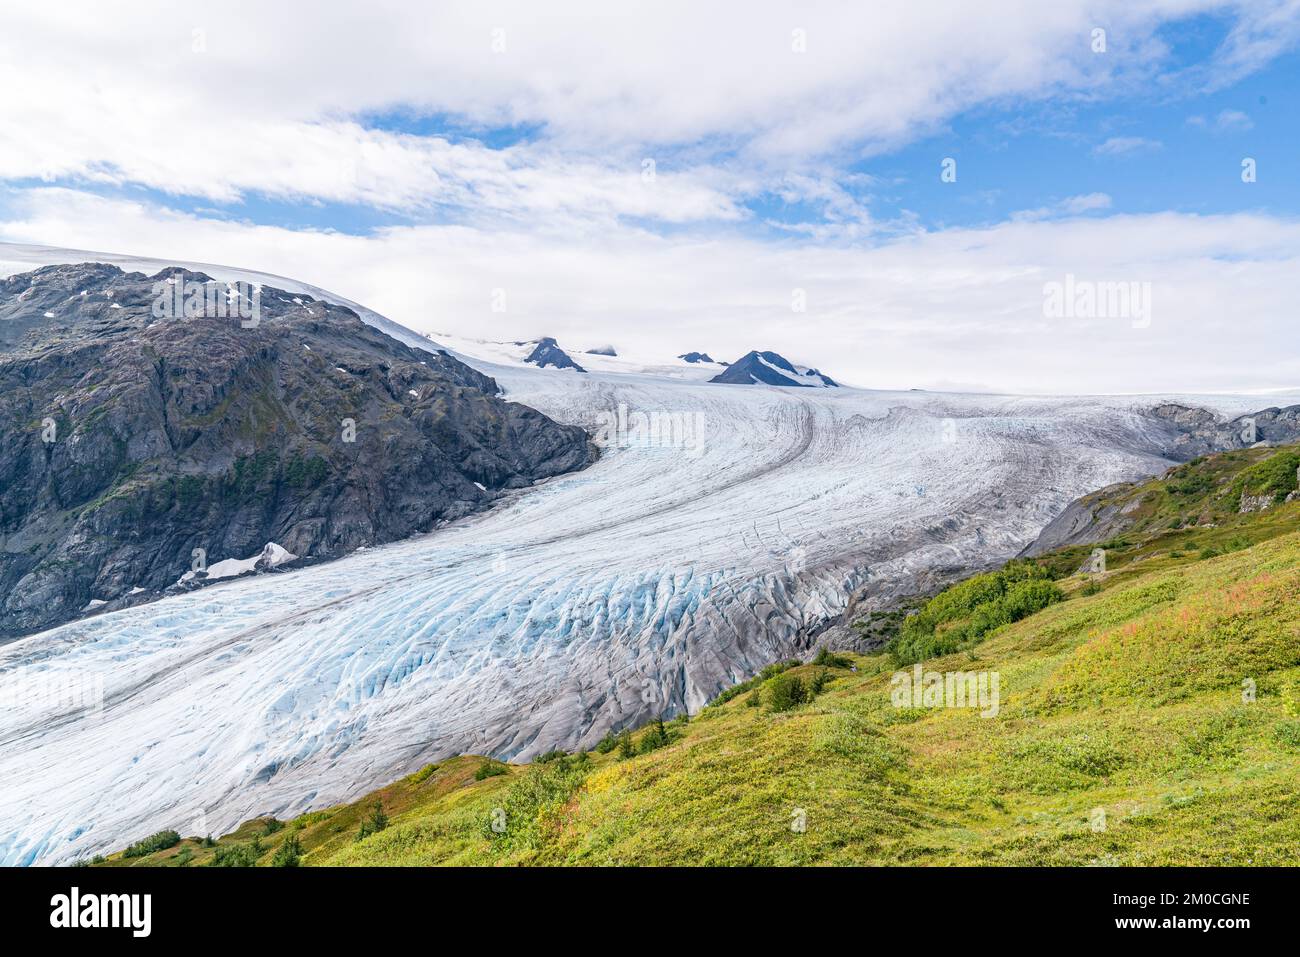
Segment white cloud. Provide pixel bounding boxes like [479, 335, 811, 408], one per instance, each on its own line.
[1092, 136, 1163, 156]
[0, 1, 1294, 214]
[6, 188, 1297, 396]
[1014, 192, 1113, 221]
[1187, 109, 1254, 132]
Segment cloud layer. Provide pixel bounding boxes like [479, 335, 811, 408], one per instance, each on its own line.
[1, 1, 1298, 394]
[6, 188, 1297, 394]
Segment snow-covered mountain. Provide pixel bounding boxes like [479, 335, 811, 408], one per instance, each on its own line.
[523, 336, 587, 372]
[1, 244, 1295, 866]
[710, 349, 839, 387]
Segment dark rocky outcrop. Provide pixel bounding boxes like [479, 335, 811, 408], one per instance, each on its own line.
[0, 264, 595, 640]
[709, 350, 837, 387]
[1151, 402, 1300, 458]
[523, 337, 586, 372]
[1019, 481, 1145, 556]
[678, 351, 716, 364]
[1021, 406, 1300, 557]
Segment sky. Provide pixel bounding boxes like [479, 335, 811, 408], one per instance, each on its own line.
[1, 0, 1299, 393]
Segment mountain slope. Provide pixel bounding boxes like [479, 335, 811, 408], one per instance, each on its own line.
[709, 350, 838, 387]
[99, 444, 1300, 866]
[1024, 442, 1300, 558]
[0, 263, 593, 639]
[524, 337, 586, 372]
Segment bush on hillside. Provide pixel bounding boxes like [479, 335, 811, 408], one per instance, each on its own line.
[887, 562, 1062, 665]
[813, 648, 852, 668]
[639, 718, 669, 754]
[809, 669, 831, 696]
[475, 760, 509, 780]
[617, 729, 637, 759]
[706, 659, 801, 708]
[208, 842, 259, 867]
[1236, 450, 1300, 503]
[355, 802, 388, 842]
[483, 758, 590, 850]
[272, 834, 303, 867]
[408, 763, 438, 785]
[123, 829, 181, 859]
[766, 673, 808, 712]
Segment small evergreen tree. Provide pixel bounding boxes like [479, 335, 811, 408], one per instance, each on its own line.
[272, 834, 303, 867]
[356, 801, 389, 842]
[639, 717, 669, 754]
[617, 728, 636, 759]
[809, 669, 830, 696]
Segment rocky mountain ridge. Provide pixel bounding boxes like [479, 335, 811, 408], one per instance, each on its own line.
[0, 263, 594, 640]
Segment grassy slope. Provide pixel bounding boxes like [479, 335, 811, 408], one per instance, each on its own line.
[99, 446, 1300, 867]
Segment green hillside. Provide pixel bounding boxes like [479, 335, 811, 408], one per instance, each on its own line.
[94, 445, 1300, 867]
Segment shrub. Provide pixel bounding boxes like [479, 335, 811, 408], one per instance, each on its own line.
[1080, 579, 1103, 596]
[261, 818, 284, 836]
[535, 748, 567, 764]
[272, 834, 303, 867]
[208, 843, 259, 867]
[355, 802, 388, 842]
[887, 563, 1062, 665]
[1274, 721, 1300, 750]
[745, 689, 762, 707]
[639, 718, 669, 754]
[483, 759, 590, 850]
[813, 648, 852, 668]
[123, 829, 181, 859]
[809, 669, 831, 697]
[616, 729, 637, 760]
[475, 760, 509, 781]
[1236, 450, 1300, 503]
[594, 732, 618, 754]
[706, 659, 801, 708]
[408, 763, 438, 785]
[766, 673, 808, 713]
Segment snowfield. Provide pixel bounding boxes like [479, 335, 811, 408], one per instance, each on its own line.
[0, 244, 1292, 865]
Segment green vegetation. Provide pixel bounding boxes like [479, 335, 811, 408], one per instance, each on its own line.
[271, 834, 303, 867]
[637, 718, 669, 754]
[98, 444, 1300, 867]
[209, 842, 260, 867]
[765, 672, 807, 712]
[887, 561, 1062, 665]
[474, 760, 509, 781]
[812, 648, 853, 668]
[616, 729, 636, 759]
[1235, 449, 1300, 504]
[407, 763, 439, 785]
[122, 829, 180, 859]
[355, 802, 388, 841]
[705, 659, 800, 708]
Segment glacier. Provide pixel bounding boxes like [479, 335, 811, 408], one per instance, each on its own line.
[0, 243, 1293, 865]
